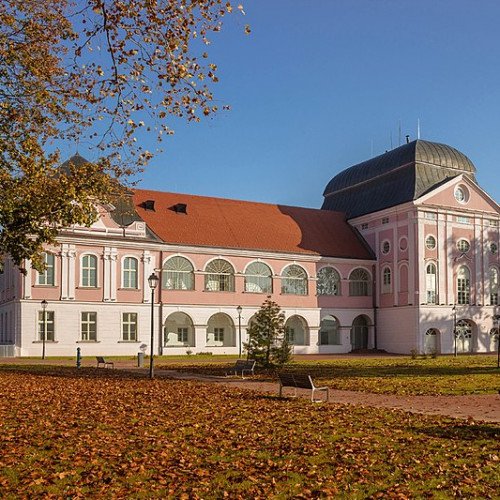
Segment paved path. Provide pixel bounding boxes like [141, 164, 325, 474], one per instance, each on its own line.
[153, 369, 500, 424]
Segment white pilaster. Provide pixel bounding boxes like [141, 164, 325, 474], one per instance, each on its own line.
[23, 259, 32, 299]
[474, 217, 483, 305]
[417, 215, 426, 305]
[407, 213, 415, 305]
[110, 248, 118, 302]
[437, 216, 446, 304]
[446, 214, 454, 305]
[60, 244, 69, 300]
[68, 246, 76, 300]
[142, 251, 153, 303]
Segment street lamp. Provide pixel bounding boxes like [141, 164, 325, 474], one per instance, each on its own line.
[493, 314, 500, 369]
[452, 304, 457, 357]
[148, 272, 159, 379]
[41, 299, 48, 360]
[236, 305, 242, 358]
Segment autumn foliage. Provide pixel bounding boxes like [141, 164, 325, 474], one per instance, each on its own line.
[0, 367, 499, 498]
[0, 0, 246, 269]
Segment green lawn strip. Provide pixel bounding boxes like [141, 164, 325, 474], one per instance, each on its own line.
[159, 355, 500, 395]
[0, 371, 499, 498]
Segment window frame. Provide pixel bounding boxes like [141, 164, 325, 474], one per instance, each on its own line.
[81, 254, 98, 288]
[456, 266, 471, 305]
[122, 256, 139, 289]
[316, 266, 341, 296]
[204, 259, 235, 292]
[37, 310, 55, 341]
[122, 312, 138, 341]
[36, 252, 56, 286]
[80, 311, 97, 341]
[244, 261, 273, 294]
[162, 256, 195, 291]
[426, 263, 437, 304]
[281, 265, 308, 296]
[348, 268, 371, 296]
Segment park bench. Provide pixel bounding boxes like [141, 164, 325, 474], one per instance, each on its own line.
[226, 359, 256, 379]
[96, 356, 114, 369]
[277, 372, 329, 403]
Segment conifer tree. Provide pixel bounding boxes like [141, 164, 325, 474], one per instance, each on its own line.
[244, 296, 292, 368]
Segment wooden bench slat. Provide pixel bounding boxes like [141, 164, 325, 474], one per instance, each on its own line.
[96, 356, 114, 368]
[277, 372, 329, 402]
[226, 359, 256, 378]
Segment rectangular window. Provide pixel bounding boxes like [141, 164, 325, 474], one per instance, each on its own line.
[81, 312, 97, 341]
[81, 255, 98, 287]
[457, 278, 470, 305]
[123, 257, 138, 289]
[424, 212, 437, 220]
[37, 253, 55, 286]
[361, 223, 368, 230]
[382, 217, 389, 224]
[491, 293, 499, 306]
[178, 327, 188, 343]
[488, 219, 499, 227]
[456, 216, 470, 224]
[38, 311, 55, 341]
[122, 313, 138, 341]
[214, 327, 224, 342]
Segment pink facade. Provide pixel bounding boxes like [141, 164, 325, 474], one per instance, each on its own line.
[1, 140, 499, 356]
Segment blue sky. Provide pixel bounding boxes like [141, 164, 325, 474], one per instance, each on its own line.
[99, 1, 500, 208]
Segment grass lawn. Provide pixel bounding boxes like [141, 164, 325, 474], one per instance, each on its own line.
[158, 354, 500, 395]
[0, 367, 499, 498]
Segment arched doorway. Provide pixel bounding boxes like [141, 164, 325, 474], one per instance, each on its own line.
[424, 328, 440, 354]
[284, 316, 309, 345]
[319, 315, 340, 345]
[351, 316, 369, 350]
[455, 319, 474, 353]
[163, 312, 195, 347]
[206, 313, 236, 347]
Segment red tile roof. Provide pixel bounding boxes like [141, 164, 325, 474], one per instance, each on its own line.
[133, 189, 373, 259]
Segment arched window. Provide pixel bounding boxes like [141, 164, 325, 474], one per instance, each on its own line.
[382, 267, 391, 293]
[319, 316, 340, 345]
[490, 267, 499, 305]
[244, 262, 272, 294]
[81, 254, 97, 287]
[349, 268, 370, 296]
[163, 256, 194, 290]
[122, 257, 138, 289]
[426, 263, 437, 304]
[317, 267, 340, 296]
[205, 259, 235, 292]
[281, 265, 307, 295]
[37, 252, 55, 286]
[456, 266, 470, 305]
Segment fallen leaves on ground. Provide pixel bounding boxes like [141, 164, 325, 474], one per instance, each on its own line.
[0, 367, 499, 498]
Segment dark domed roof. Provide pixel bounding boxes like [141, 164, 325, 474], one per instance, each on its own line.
[322, 140, 476, 218]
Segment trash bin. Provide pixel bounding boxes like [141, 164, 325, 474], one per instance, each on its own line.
[137, 352, 145, 367]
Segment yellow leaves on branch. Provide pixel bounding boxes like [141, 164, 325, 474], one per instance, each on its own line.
[0, 0, 248, 268]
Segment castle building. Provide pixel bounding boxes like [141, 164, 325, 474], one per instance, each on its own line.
[1, 140, 499, 357]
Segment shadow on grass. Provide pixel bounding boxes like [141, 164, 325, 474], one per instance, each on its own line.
[159, 362, 499, 379]
[417, 423, 500, 440]
[0, 364, 149, 381]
